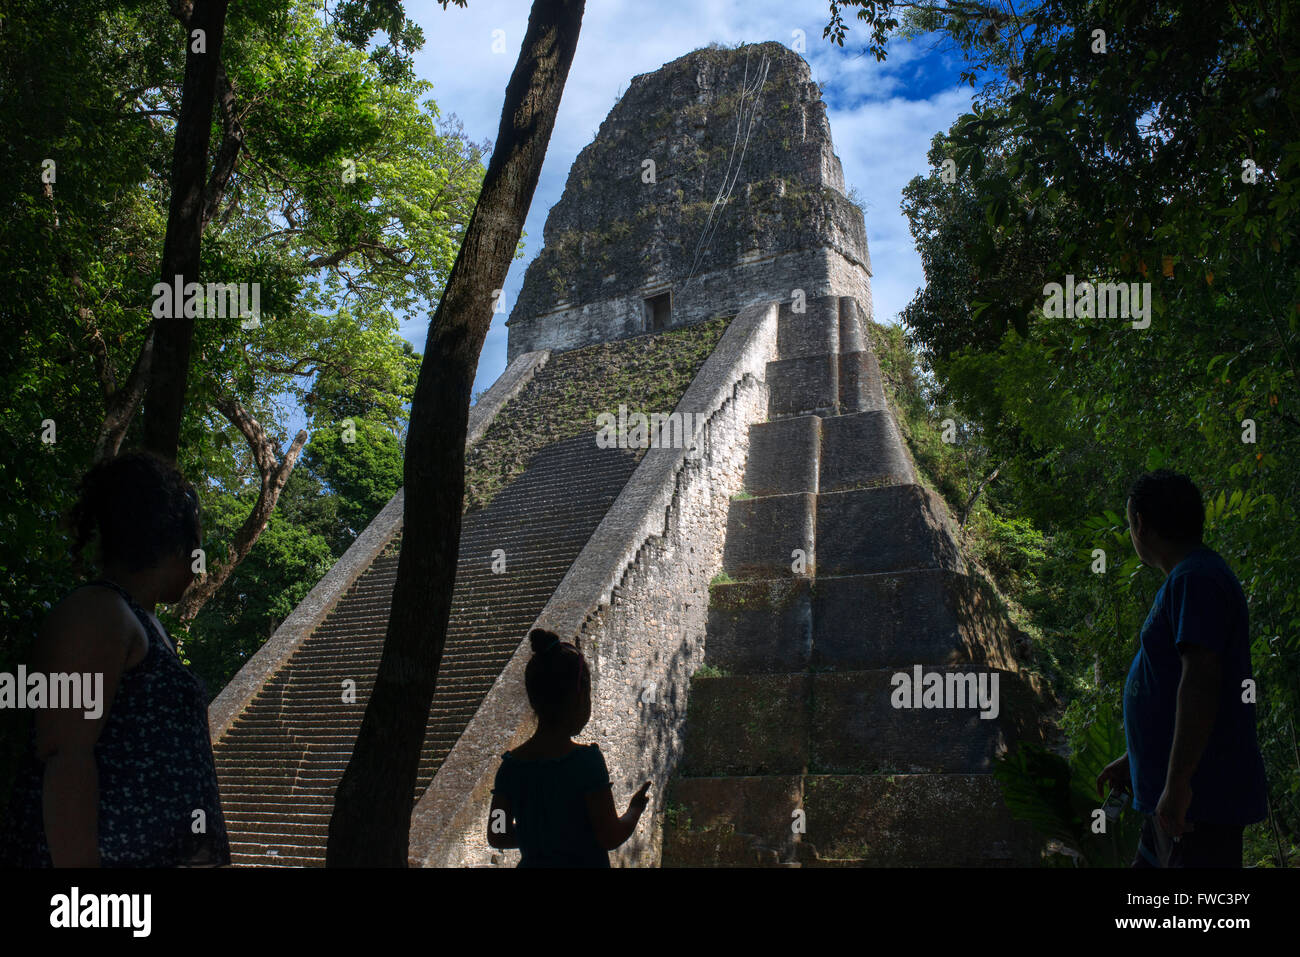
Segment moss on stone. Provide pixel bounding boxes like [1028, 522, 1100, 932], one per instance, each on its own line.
[463, 316, 730, 513]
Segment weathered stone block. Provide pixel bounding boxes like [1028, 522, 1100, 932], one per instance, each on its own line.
[707, 577, 812, 673]
[743, 416, 820, 496]
[837, 297, 866, 354]
[838, 349, 886, 413]
[766, 354, 838, 418]
[680, 674, 810, 776]
[808, 668, 1047, 774]
[721, 492, 816, 579]
[811, 570, 1018, 671]
[777, 296, 839, 359]
[815, 484, 964, 577]
[800, 773, 1041, 866]
[818, 410, 915, 492]
[661, 775, 803, 866]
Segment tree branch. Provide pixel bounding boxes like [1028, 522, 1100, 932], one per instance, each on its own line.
[94, 327, 155, 463]
[201, 63, 245, 232]
[959, 461, 1003, 527]
[174, 393, 308, 620]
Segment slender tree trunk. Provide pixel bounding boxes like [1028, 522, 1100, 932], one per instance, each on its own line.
[327, 0, 585, 867]
[142, 0, 230, 460]
[959, 461, 1003, 527]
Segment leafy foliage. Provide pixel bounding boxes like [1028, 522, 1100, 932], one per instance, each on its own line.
[831, 0, 1300, 864]
[0, 0, 482, 798]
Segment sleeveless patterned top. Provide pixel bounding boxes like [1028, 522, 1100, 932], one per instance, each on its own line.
[1, 580, 230, 866]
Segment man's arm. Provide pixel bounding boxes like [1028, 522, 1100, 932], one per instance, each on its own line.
[1159, 644, 1221, 833]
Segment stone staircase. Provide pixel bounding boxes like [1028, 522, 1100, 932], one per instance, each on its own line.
[661, 296, 1049, 867]
[213, 434, 639, 866]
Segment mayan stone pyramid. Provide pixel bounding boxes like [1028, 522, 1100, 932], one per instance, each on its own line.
[208, 41, 1053, 867]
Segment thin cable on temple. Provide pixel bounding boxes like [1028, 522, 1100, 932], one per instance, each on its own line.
[685, 51, 770, 285]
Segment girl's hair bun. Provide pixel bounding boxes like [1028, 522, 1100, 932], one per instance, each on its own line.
[524, 628, 586, 725]
[529, 628, 562, 655]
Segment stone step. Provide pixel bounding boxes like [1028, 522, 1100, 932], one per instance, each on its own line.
[705, 569, 1018, 674]
[705, 577, 812, 673]
[817, 410, 914, 491]
[661, 774, 803, 866]
[742, 416, 821, 496]
[680, 668, 1045, 776]
[679, 673, 811, 776]
[229, 840, 325, 867]
[776, 297, 840, 359]
[810, 668, 1046, 773]
[766, 354, 838, 418]
[720, 492, 815, 579]
[837, 349, 886, 414]
[810, 570, 1019, 672]
[221, 815, 330, 838]
[798, 773, 1038, 866]
[661, 773, 1039, 867]
[814, 484, 964, 577]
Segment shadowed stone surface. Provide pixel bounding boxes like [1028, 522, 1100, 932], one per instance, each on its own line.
[721, 492, 816, 578]
[811, 570, 1019, 671]
[767, 354, 839, 418]
[800, 774, 1038, 866]
[706, 577, 812, 673]
[838, 349, 887, 413]
[742, 416, 820, 495]
[662, 775, 803, 866]
[680, 674, 810, 776]
[815, 484, 964, 577]
[818, 411, 915, 492]
[809, 668, 1046, 774]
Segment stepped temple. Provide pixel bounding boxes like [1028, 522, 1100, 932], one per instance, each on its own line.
[208, 41, 1054, 866]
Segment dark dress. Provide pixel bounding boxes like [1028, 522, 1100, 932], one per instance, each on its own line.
[0, 580, 230, 866]
[491, 742, 612, 867]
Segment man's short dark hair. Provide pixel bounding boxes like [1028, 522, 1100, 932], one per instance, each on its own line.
[1127, 469, 1204, 544]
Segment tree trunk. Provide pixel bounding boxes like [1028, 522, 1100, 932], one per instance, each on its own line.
[327, 0, 585, 867]
[958, 461, 1003, 527]
[142, 0, 230, 461]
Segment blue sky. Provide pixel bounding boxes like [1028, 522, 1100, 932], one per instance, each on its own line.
[396, 0, 979, 397]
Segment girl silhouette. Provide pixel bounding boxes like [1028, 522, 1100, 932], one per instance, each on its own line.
[1, 450, 230, 866]
[487, 629, 650, 866]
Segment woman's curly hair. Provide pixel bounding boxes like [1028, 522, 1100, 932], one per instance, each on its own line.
[68, 450, 201, 573]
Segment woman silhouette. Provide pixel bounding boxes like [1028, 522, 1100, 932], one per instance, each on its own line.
[2, 450, 230, 866]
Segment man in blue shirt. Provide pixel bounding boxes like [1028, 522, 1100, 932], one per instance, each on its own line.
[1097, 470, 1268, 867]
